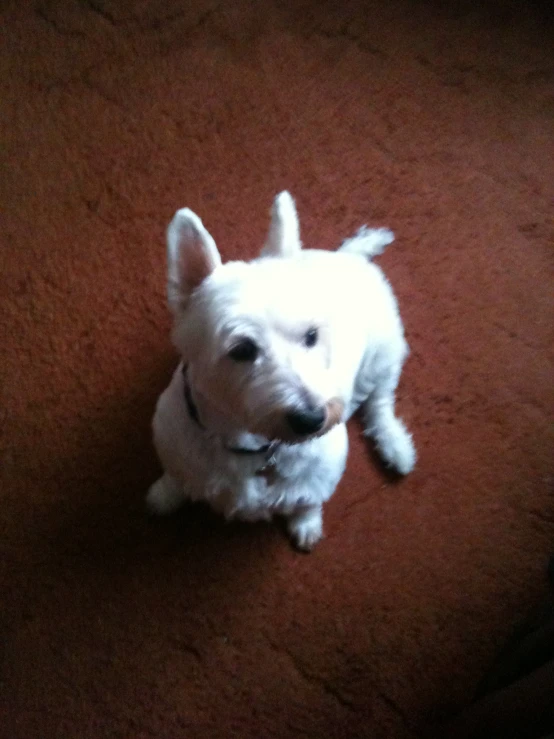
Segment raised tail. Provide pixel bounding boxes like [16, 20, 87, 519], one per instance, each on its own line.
[338, 226, 394, 260]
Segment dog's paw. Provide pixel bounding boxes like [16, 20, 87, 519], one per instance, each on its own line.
[369, 418, 416, 475]
[288, 507, 323, 552]
[146, 475, 184, 515]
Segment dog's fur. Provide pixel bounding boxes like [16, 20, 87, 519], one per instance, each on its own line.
[147, 192, 415, 550]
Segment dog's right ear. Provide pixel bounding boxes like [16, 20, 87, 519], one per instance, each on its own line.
[261, 191, 302, 258]
[166, 208, 222, 312]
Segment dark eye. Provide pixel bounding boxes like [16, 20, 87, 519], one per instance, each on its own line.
[228, 339, 259, 362]
[304, 328, 318, 348]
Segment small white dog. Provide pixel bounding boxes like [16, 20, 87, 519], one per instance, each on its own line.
[147, 192, 415, 550]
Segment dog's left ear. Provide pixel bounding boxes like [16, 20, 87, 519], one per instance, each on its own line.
[166, 208, 222, 312]
[261, 191, 302, 258]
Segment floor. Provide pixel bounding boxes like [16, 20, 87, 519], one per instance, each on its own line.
[1, 1, 553, 737]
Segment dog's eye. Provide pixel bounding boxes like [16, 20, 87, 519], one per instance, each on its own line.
[304, 328, 318, 348]
[228, 339, 259, 362]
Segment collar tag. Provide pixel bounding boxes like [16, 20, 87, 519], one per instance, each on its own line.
[255, 461, 279, 485]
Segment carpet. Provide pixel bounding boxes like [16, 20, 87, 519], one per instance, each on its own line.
[1, 1, 553, 737]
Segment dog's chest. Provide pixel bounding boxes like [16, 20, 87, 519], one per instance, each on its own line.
[208, 451, 314, 518]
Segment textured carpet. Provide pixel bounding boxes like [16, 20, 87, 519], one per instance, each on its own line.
[1, 1, 553, 737]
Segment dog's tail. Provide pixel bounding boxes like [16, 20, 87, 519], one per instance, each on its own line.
[338, 227, 394, 260]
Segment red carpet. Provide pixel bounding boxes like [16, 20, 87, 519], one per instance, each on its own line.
[1, 1, 553, 737]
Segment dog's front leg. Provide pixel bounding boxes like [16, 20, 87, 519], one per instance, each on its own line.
[363, 359, 416, 475]
[287, 504, 323, 552]
[147, 473, 185, 515]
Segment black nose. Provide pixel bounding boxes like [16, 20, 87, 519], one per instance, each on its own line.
[286, 407, 326, 436]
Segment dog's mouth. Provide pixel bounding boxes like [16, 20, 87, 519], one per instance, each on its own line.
[253, 398, 345, 445]
[188, 371, 344, 446]
[313, 398, 344, 438]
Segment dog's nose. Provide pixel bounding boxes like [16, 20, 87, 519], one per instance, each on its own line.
[286, 407, 326, 436]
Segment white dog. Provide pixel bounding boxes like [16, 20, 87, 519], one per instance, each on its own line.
[147, 192, 415, 550]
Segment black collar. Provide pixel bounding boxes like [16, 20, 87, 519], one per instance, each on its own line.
[182, 365, 276, 457]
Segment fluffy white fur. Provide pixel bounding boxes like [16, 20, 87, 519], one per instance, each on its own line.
[148, 192, 415, 550]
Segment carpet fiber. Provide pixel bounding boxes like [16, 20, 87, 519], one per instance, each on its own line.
[1, 1, 553, 737]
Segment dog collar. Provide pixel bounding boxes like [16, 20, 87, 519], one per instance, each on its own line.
[182, 365, 279, 460]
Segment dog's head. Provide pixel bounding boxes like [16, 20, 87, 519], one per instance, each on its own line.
[166, 192, 344, 443]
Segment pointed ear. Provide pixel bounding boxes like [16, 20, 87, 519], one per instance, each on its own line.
[261, 191, 302, 258]
[167, 208, 221, 312]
